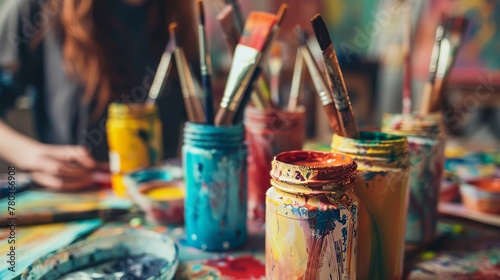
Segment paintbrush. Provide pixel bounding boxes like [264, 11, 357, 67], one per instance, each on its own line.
[145, 38, 175, 107]
[420, 14, 447, 116]
[287, 47, 305, 112]
[429, 16, 469, 113]
[214, 12, 277, 126]
[1, 208, 131, 227]
[269, 43, 283, 107]
[402, 3, 412, 115]
[216, 5, 272, 110]
[231, 4, 288, 124]
[170, 23, 206, 123]
[197, 0, 214, 125]
[311, 14, 360, 139]
[216, 5, 240, 57]
[295, 26, 342, 135]
[228, 0, 244, 33]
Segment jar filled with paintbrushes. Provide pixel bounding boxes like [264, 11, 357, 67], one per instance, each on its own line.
[182, 122, 247, 251]
[266, 151, 358, 279]
[382, 113, 446, 247]
[331, 131, 410, 280]
[107, 102, 163, 196]
[244, 107, 305, 221]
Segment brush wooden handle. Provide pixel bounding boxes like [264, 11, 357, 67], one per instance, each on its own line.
[420, 82, 434, 116]
[323, 103, 343, 135]
[190, 95, 207, 123]
[215, 107, 235, 126]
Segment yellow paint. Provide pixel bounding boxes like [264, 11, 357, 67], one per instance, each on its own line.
[107, 103, 163, 196]
[145, 187, 184, 201]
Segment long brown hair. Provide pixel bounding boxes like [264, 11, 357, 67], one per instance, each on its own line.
[39, 0, 197, 121]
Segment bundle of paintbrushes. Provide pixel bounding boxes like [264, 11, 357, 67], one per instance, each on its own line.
[286, 14, 361, 139]
[418, 15, 469, 115]
[153, 2, 288, 126]
[215, 4, 288, 125]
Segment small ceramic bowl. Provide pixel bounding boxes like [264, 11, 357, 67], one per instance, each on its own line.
[21, 229, 179, 280]
[439, 171, 460, 202]
[124, 167, 185, 224]
[460, 178, 500, 214]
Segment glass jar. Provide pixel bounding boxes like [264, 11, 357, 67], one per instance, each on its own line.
[107, 103, 163, 196]
[331, 131, 410, 280]
[266, 151, 358, 279]
[382, 113, 446, 246]
[182, 122, 247, 251]
[245, 107, 306, 221]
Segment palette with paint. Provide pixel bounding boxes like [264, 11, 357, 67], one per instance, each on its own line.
[124, 166, 185, 224]
[21, 229, 179, 280]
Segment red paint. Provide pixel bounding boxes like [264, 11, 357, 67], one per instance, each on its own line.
[246, 109, 305, 221]
[468, 178, 500, 193]
[204, 255, 265, 279]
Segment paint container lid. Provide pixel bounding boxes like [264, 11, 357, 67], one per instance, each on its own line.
[331, 131, 408, 162]
[271, 151, 357, 193]
[108, 102, 157, 119]
[381, 113, 445, 138]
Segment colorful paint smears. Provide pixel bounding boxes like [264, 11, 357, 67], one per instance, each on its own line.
[245, 108, 305, 221]
[266, 151, 358, 280]
[183, 123, 247, 251]
[332, 131, 410, 280]
[382, 113, 446, 245]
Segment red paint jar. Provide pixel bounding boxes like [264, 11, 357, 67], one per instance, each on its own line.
[244, 107, 306, 221]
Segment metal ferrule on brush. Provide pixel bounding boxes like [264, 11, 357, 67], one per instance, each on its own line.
[299, 46, 334, 106]
[198, 25, 211, 77]
[322, 45, 350, 110]
[427, 25, 444, 82]
[149, 42, 175, 100]
[220, 45, 260, 110]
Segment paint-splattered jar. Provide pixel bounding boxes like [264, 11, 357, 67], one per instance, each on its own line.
[107, 103, 163, 196]
[382, 113, 446, 246]
[183, 123, 247, 251]
[266, 151, 358, 279]
[245, 107, 305, 221]
[331, 131, 410, 280]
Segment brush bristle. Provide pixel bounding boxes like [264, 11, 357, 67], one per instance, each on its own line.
[276, 4, 288, 26]
[238, 12, 277, 51]
[197, 0, 205, 25]
[311, 14, 331, 51]
[294, 26, 307, 46]
[169, 22, 178, 45]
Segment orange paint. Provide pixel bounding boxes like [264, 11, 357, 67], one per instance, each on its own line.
[278, 151, 351, 167]
[462, 178, 500, 214]
[469, 178, 500, 193]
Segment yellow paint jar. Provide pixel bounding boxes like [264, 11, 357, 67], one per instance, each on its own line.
[331, 131, 410, 280]
[107, 103, 163, 196]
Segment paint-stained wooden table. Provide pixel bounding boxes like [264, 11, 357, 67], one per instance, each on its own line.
[88, 215, 500, 280]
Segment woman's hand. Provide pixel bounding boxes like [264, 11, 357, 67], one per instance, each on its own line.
[27, 144, 97, 190]
[0, 119, 97, 190]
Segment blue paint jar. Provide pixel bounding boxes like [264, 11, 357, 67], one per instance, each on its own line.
[182, 122, 247, 251]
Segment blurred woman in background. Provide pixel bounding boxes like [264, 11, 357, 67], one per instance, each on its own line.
[0, 0, 197, 189]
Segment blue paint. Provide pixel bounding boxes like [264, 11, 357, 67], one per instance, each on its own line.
[182, 123, 247, 251]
